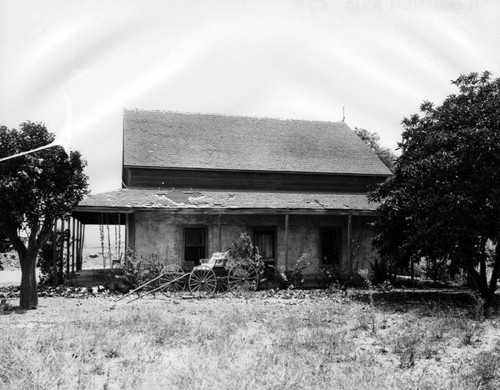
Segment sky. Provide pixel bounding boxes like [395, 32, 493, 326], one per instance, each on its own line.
[1, 0, 499, 194]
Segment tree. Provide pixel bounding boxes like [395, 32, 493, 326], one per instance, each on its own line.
[0, 230, 10, 252]
[354, 128, 397, 171]
[0, 122, 88, 309]
[370, 71, 500, 306]
[0, 231, 10, 270]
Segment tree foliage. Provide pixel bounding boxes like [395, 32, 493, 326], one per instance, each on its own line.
[0, 122, 89, 309]
[0, 230, 10, 253]
[370, 71, 500, 305]
[354, 128, 396, 171]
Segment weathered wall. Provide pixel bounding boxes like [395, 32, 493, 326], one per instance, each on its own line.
[350, 216, 379, 271]
[129, 211, 377, 275]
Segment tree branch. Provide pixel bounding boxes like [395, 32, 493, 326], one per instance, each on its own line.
[37, 217, 54, 247]
[2, 223, 27, 259]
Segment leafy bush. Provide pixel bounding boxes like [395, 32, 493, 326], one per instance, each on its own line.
[316, 264, 366, 291]
[424, 257, 449, 282]
[257, 264, 282, 289]
[37, 230, 66, 285]
[113, 250, 164, 291]
[370, 257, 395, 285]
[282, 251, 312, 289]
[317, 265, 339, 288]
[258, 252, 312, 290]
[0, 231, 11, 253]
[0, 231, 10, 269]
[227, 233, 264, 272]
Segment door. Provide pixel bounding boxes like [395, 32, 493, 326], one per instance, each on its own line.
[320, 227, 342, 266]
[184, 227, 206, 266]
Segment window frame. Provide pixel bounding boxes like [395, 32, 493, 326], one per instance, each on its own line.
[253, 227, 277, 266]
[183, 226, 207, 266]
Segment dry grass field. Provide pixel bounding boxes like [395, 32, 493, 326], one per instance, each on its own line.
[1, 289, 500, 390]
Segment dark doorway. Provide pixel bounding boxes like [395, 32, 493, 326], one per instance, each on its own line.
[185, 227, 206, 266]
[320, 227, 342, 266]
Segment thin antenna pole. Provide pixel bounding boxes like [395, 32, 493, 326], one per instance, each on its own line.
[342, 106, 345, 122]
[0, 142, 57, 162]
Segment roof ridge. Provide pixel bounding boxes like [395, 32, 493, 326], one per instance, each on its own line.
[123, 107, 345, 125]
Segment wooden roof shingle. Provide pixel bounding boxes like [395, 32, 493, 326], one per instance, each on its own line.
[76, 188, 378, 213]
[123, 109, 392, 176]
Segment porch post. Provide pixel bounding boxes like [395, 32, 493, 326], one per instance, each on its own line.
[218, 213, 222, 252]
[125, 214, 129, 266]
[71, 218, 76, 275]
[79, 224, 85, 271]
[285, 214, 289, 271]
[52, 219, 57, 272]
[77, 221, 82, 272]
[347, 214, 352, 275]
[75, 221, 80, 273]
[127, 213, 135, 255]
[66, 218, 71, 275]
[59, 219, 65, 280]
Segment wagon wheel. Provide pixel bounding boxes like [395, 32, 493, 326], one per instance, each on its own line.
[189, 265, 217, 298]
[216, 275, 229, 293]
[158, 264, 185, 296]
[227, 262, 258, 297]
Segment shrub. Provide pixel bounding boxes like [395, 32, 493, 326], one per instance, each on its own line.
[282, 251, 312, 289]
[317, 265, 338, 288]
[0, 230, 10, 252]
[37, 230, 66, 285]
[370, 257, 394, 285]
[318, 264, 353, 290]
[114, 250, 164, 291]
[424, 257, 449, 282]
[227, 233, 264, 273]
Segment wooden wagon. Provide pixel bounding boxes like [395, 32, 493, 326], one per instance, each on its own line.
[116, 252, 259, 302]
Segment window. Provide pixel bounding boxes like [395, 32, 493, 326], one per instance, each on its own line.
[254, 228, 275, 266]
[320, 227, 342, 265]
[184, 227, 206, 266]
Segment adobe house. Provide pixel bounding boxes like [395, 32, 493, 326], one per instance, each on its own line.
[74, 109, 391, 280]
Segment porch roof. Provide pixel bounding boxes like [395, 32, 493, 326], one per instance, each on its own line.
[74, 188, 379, 222]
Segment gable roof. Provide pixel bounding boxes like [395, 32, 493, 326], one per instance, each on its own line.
[123, 109, 392, 176]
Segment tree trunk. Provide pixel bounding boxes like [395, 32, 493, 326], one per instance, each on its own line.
[478, 254, 488, 298]
[19, 250, 39, 310]
[463, 239, 479, 289]
[486, 238, 500, 308]
[410, 256, 415, 287]
[3, 220, 53, 310]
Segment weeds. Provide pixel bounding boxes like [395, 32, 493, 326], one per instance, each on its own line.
[356, 310, 377, 335]
[283, 251, 312, 289]
[1, 295, 499, 389]
[460, 321, 483, 346]
[393, 327, 423, 369]
[473, 351, 499, 386]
